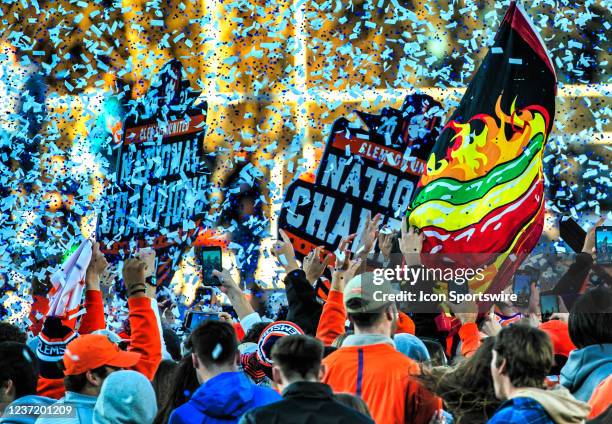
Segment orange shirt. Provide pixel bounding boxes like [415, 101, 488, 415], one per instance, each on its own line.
[323, 343, 440, 424]
[588, 375, 612, 419]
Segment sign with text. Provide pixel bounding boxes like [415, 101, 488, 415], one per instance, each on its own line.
[279, 94, 443, 259]
[97, 60, 209, 284]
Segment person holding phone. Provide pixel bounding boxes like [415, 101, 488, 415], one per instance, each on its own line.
[554, 218, 607, 311]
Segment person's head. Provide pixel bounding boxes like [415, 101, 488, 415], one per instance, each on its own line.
[270, 335, 324, 392]
[420, 337, 500, 423]
[334, 393, 372, 418]
[394, 333, 430, 362]
[255, 321, 305, 380]
[568, 286, 612, 348]
[0, 342, 39, 403]
[62, 334, 141, 397]
[0, 322, 26, 344]
[92, 370, 157, 424]
[151, 360, 178, 409]
[153, 356, 199, 424]
[491, 325, 553, 400]
[162, 328, 181, 361]
[241, 321, 269, 344]
[345, 272, 398, 337]
[188, 320, 238, 384]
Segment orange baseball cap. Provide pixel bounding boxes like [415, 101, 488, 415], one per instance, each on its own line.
[63, 334, 141, 375]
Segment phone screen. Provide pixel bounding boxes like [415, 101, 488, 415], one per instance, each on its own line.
[186, 311, 219, 331]
[201, 247, 222, 286]
[513, 272, 533, 306]
[559, 217, 587, 253]
[595, 226, 612, 264]
[540, 293, 559, 317]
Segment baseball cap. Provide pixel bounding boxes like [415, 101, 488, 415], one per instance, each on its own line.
[63, 334, 141, 375]
[344, 272, 398, 313]
[256, 321, 304, 367]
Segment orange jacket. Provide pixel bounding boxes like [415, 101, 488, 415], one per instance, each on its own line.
[588, 375, 612, 419]
[323, 343, 440, 424]
[77, 290, 107, 334]
[126, 296, 162, 380]
[458, 322, 481, 358]
[316, 289, 415, 346]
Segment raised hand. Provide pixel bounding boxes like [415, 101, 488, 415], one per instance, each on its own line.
[272, 229, 299, 273]
[123, 258, 147, 298]
[356, 212, 381, 257]
[378, 230, 396, 261]
[86, 241, 109, 290]
[303, 246, 333, 284]
[400, 215, 423, 266]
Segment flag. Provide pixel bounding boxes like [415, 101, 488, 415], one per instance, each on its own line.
[409, 1, 556, 296]
[47, 239, 92, 319]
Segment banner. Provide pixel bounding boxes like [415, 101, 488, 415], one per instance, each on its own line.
[279, 94, 442, 259]
[97, 60, 210, 285]
[409, 1, 557, 295]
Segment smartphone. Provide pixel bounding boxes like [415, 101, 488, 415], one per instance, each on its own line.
[595, 226, 612, 264]
[540, 292, 559, 319]
[184, 310, 219, 331]
[201, 247, 222, 286]
[559, 216, 587, 253]
[512, 269, 538, 306]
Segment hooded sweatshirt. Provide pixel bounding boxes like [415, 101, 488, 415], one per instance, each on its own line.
[0, 395, 55, 424]
[509, 387, 590, 424]
[168, 371, 281, 424]
[561, 344, 612, 402]
[93, 370, 157, 424]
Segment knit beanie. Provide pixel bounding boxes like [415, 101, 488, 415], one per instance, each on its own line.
[36, 316, 78, 379]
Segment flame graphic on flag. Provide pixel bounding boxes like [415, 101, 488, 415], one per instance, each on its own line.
[421, 95, 550, 185]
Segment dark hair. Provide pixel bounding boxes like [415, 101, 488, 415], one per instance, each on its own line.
[152, 360, 178, 409]
[323, 346, 337, 358]
[0, 342, 39, 398]
[153, 356, 199, 424]
[493, 325, 553, 388]
[271, 335, 323, 380]
[188, 321, 237, 368]
[347, 310, 384, 328]
[163, 328, 182, 361]
[0, 322, 27, 344]
[420, 337, 500, 424]
[334, 393, 372, 418]
[242, 322, 269, 344]
[568, 286, 612, 348]
[62, 365, 113, 393]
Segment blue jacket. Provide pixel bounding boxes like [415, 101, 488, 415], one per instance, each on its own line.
[35, 392, 97, 424]
[560, 343, 612, 402]
[168, 372, 281, 424]
[0, 395, 55, 424]
[487, 397, 554, 424]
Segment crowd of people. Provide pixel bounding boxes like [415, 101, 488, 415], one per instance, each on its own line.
[0, 215, 611, 424]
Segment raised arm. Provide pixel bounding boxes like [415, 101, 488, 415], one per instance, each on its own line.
[77, 242, 107, 334]
[123, 258, 162, 380]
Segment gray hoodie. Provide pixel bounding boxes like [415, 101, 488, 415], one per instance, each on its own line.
[93, 370, 157, 424]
